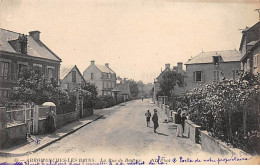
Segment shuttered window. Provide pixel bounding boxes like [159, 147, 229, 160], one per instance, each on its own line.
[193, 71, 204, 82]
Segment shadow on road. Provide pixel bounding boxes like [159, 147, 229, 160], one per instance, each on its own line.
[156, 132, 169, 136]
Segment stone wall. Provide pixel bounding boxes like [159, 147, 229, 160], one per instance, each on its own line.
[56, 111, 80, 129]
[5, 123, 27, 148]
[0, 107, 6, 148]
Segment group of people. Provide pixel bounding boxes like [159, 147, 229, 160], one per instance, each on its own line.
[145, 109, 159, 133]
[175, 108, 188, 137]
[145, 107, 188, 137]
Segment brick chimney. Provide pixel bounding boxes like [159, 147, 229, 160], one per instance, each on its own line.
[177, 62, 183, 71]
[91, 60, 95, 65]
[29, 31, 40, 41]
[165, 63, 170, 70]
[105, 63, 109, 67]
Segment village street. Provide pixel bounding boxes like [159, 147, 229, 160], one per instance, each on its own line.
[20, 99, 213, 163]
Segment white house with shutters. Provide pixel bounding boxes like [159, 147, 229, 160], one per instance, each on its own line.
[185, 49, 242, 91]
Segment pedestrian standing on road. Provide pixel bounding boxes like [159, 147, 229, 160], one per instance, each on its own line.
[152, 109, 159, 133]
[145, 109, 152, 127]
[181, 112, 187, 133]
[176, 108, 183, 137]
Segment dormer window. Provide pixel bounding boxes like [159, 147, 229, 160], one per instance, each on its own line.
[213, 56, 220, 66]
[8, 34, 27, 54]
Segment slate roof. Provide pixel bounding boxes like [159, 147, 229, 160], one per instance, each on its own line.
[95, 65, 115, 74]
[185, 49, 241, 65]
[0, 28, 61, 62]
[60, 65, 86, 82]
[117, 83, 130, 95]
[60, 65, 75, 79]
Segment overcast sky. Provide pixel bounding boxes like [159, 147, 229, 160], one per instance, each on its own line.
[1, 0, 259, 83]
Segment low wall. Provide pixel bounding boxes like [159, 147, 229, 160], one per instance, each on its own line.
[200, 131, 249, 156]
[56, 111, 80, 129]
[0, 107, 6, 148]
[5, 123, 27, 148]
[189, 121, 201, 144]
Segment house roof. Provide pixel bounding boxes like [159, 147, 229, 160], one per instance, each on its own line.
[0, 28, 61, 62]
[241, 40, 260, 62]
[117, 83, 130, 95]
[60, 65, 85, 82]
[239, 21, 260, 51]
[95, 65, 115, 74]
[185, 49, 241, 65]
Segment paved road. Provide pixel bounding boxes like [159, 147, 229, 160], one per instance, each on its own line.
[21, 99, 211, 163]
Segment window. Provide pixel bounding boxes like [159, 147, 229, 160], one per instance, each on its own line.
[47, 68, 54, 78]
[72, 71, 76, 82]
[246, 59, 250, 71]
[18, 64, 27, 74]
[91, 73, 94, 80]
[254, 53, 259, 68]
[0, 62, 10, 79]
[213, 71, 220, 82]
[193, 71, 204, 82]
[33, 63, 42, 67]
[241, 62, 244, 71]
[213, 56, 220, 66]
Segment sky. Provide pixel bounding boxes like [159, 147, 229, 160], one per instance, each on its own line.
[0, 0, 260, 84]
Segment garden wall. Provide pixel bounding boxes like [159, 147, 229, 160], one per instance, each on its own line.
[0, 107, 7, 148]
[56, 111, 80, 129]
[5, 123, 27, 148]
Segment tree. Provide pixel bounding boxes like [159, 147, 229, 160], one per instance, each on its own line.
[80, 83, 98, 108]
[128, 80, 140, 98]
[157, 70, 185, 97]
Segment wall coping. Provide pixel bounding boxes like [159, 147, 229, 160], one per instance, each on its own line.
[6, 123, 26, 129]
[200, 130, 251, 157]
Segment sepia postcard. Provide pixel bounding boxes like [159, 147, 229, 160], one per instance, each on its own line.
[0, 0, 260, 166]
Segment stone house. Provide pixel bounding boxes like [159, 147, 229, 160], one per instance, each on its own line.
[153, 62, 186, 100]
[83, 61, 116, 96]
[60, 65, 86, 91]
[117, 82, 130, 101]
[0, 28, 62, 104]
[239, 21, 260, 75]
[185, 49, 242, 91]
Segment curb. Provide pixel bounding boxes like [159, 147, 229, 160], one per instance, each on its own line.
[0, 115, 104, 157]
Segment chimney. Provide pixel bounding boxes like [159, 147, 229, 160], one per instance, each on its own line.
[105, 63, 109, 67]
[29, 31, 40, 41]
[165, 63, 170, 70]
[91, 60, 95, 65]
[177, 62, 183, 71]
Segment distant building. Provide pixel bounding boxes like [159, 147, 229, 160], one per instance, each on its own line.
[60, 65, 86, 91]
[0, 28, 62, 103]
[117, 83, 130, 101]
[185, 49, 242, 91]
[153, 62, 186, 100]
[83, 61, 116, 96]
[239, 21, 260, 75]
[153, 63, 171, 101]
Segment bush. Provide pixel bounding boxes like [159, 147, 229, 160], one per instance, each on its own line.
[185, 75, 260, 155]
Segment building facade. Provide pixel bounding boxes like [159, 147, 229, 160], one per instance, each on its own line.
[0, 29, 62, 104]
[185, 50, 241, 91]
[240, 21, 260, 75]
[60, 65, 86, 91]
[83, 61, 116, 96]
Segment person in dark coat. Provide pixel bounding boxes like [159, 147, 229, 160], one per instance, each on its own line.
[181, 113, 187, 132]
[46, 111, 56, 133]
[175, 108, 183, 137]
[145, 109, 152, 127]
[152, 109, 159, 133]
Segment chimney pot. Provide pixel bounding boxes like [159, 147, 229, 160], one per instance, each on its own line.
[29, 30, 40, 41]
[165, 63, 170, 70]
[91, 60, 95, 65]
[105, 63, 109, 67]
